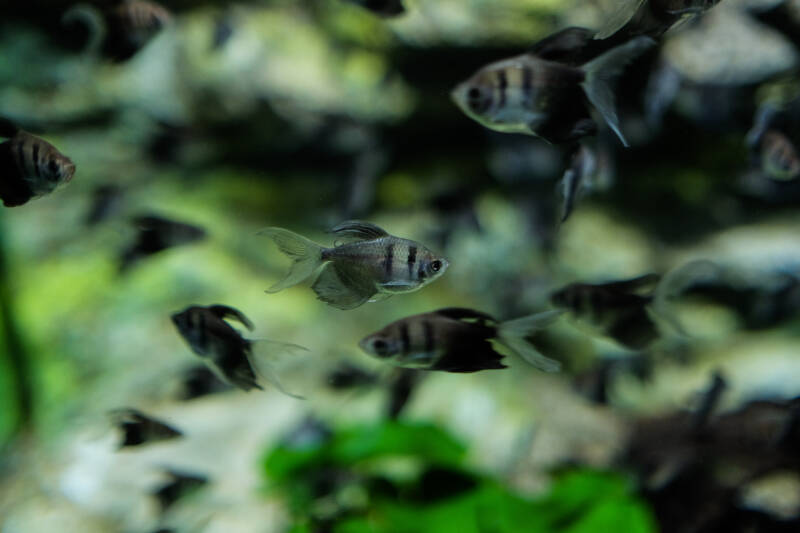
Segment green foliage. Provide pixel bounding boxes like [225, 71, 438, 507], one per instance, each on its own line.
[263, 420, 657, 533]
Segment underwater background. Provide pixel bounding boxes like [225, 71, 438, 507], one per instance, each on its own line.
[1, 0, 800, 532]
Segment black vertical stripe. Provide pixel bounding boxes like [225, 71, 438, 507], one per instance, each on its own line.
[400, 322, 410, 355]
[423, 320, 434, 353]
[407, 246, 417, 279]
[384, 243, 395, 276]
[522, 67, 533, 105]
[32, 143, 40, 177]
[497, 70, 508, 108]
[15, 141, 26, 175]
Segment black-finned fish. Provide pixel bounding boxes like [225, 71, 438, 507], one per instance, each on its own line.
[171, 304, 306, 397]
[177, 365, 232, 400]
[0, 121, 75, 207]
[152, 469, 207, 513]
[110, 408, 182, 449]
[326, 362, 379, 390]
[359, 308, 563, 372]
[343, 0, 405, 17]
[451, 36, 654, 146]
[259, 221, 449, 310]
[120, 215, 206, 271]
[63, 0, 171, 62]
[594, 0, 721, 40]
[551, 273, 662, 349]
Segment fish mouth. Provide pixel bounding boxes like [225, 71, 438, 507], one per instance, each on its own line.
[62, 161, 76, 183]
[357, 337, 371, 353]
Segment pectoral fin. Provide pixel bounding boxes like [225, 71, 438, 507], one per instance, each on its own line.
[312, 263, 374, 310]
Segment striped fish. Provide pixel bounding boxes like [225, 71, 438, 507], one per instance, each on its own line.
[105, 0, 171, 61]
[451, 36, 654, 146]
[0, 124, 75, 207]
[359, 308, 562, 372]
[171, 304, 307, 397]
[259, 221, 448, 310]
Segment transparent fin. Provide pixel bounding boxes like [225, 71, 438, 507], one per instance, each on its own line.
[328, 220, 389, 240]
[62, 4, 107, 57]
[581, 37, 656, 146]
[496, 310, 564, 372]
[258, 227, 325, 292]
[250, 340, 309, 399]
[594, 0, 647, 40]
[651, 259, 722, 334]
[311, 263, 373, 310]
[368, 292, 393, 303]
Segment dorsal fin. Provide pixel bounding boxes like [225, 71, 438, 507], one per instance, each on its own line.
[328, 220, 389, 241]
[0, 117, 20, 139]
[528, 27, 594, 63]
[208, 305, 254, 331]
[434, 307, 496, 324]
[600, 273, 661, 294]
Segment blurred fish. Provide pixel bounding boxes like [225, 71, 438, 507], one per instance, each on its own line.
[451, 36, 655, 145]
[152, 469, 207, 513]
[527, 27, 600, 66]
[84, 184, 124, 226]
[551, 273, 662, 349]
[757, 130, 800, 180]
[171, 304, 307, 397]
[386, 369, 419, 419]
[594, 0, 722, 40]
[177, 365, 232, 400]
[211, 12, 235, 51]
[550, 262, 715, 349]
[120, 215, 206, 271]
[559, 144, 596, 222]
[326, 362, 379, 390]
[110, 408, 182, 449]
[359, 308, 563, 372]
[0, 120, 75, 207]
[644, 59, 683, 129]
[343, 0, 405, 17]
[260, 221, 448, 310]
[63, 0, 171, 62]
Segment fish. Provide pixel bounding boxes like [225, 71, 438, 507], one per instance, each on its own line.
[109, 408, 182, 448]
[758, 130, 800, 181]
[386, 369, 419, 419]
[85, 184, 124, 226]
[63, 0, 171, 62]
[152, 469, 207, 512]
[0, 120, 75, 207]
[343, 0, 405, 17]
[171, 304, 307, 397]
[326, 362, 379, 390]
[177, 365, 232, 400]
[594, 0, 722, 40]
[559, 144, 597, 222]
[120, 215, 206, 271]
[451, 36, 655, 146]
[359, 308, 563, 372]
[259, 221, 449, 310]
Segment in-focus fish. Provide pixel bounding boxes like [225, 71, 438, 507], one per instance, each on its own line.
[63, 0, 171, 62]
[594, 0, 722, 40]
[359, 308, 563, 372]
[260, 221, 448, 310]
[152, 469, 207, 512]
[451, 36, 654, 146]
[0, 120, 75, 207]
[171, 304, 306, 397]
[551, 273, 662, 349]
[120, 215, 206, 271]
[110, 408, 182, 448]
[343, 0, 405, 17]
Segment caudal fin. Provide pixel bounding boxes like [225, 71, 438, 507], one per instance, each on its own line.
[249, 340, 309, 399]
[496, 310, 563, 372]
[258, 227, 325, 292]
[581, 36, 655, 147]
[651, 259, 721, 335]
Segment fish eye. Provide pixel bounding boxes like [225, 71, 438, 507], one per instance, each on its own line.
[371, 339, 392, 358]
[466, 86, 488, 113]
[467, 87, 481, 101]
[430, 260, 442, 273]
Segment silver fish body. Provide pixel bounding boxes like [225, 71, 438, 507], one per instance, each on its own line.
[0, 129, 75, 207]
[360, 308, 562, 372]
[261, 221, 448, 310]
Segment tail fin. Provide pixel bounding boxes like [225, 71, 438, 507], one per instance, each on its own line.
[581, 36, 655, 146]
[258, 228, 325, 292]
[651, 259, 721, 334]
[249, 340, 309, 399]
[496, 310, 563, 372]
